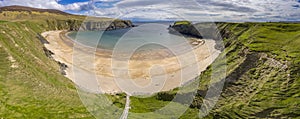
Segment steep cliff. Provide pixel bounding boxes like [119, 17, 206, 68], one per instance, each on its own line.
[169, 21, 203, 38]
[169, 21, 222, 40]
[45, 19, 134, 31]
[79, 19, 134, 31]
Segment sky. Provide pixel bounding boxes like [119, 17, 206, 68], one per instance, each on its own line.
[0, 0, 300, 22]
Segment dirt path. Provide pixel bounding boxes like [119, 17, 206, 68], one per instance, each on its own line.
[120, 94, 131, 119]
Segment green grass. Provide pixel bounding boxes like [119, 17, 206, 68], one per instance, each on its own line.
[0, 20, 8, 23]
[0, 11, 102, 117]
[174, 21, 192, 26]
[130, 96, 170, 113]
[0, 20, 94, 118]
[190, 22, 300, 118]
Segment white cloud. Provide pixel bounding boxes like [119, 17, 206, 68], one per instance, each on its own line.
[0, 0, 89, 11]
[1, 0, 300, 21]
[84, 0, 300, 21]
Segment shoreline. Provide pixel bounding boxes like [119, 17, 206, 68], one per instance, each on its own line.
[62, 31, 206, 60]
[42, 30, 220, 94]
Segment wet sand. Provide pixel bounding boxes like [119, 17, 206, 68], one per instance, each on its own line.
[42, 30, 220, 94]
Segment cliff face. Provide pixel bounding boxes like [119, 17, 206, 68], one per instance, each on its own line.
[45, 19, 134, 31]
[169, 22, 222, 40]
[169, 22, 202, 38]
[169, 22, 224, 51]
[80, 20, 134, 31]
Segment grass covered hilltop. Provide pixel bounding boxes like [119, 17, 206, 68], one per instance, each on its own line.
[0, 5, 300, 118]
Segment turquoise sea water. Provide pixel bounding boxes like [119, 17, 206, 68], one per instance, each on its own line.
[68, 23, 190, 53]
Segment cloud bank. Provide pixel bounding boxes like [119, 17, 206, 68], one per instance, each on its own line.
[0, 0, 299, 22]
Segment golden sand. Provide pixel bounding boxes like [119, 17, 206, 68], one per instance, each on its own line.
[42, 30, 220, 94]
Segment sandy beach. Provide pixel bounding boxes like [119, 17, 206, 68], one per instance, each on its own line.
[42, 30, 220, 94]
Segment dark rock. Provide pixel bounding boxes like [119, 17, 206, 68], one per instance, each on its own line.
[42, 47, 54, 59]
[45, 19, 134, 31]
[169, 23, 202, 38]
[57, 61, 68, 75]
[36, 33, 49, 44]
[80, 20, 134, 31]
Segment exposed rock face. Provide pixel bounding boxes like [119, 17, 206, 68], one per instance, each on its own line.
[169, 21, 224, 51]
[80, 20, 134, 31]
[58, 61, 68, 75]
[169, 22, 202, 38]
[45, 19, 134, 31]
[169, 22, 221, 39]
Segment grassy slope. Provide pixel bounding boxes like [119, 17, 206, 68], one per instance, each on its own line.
[0, 10, 130, 118]
[206, 22, 300, 118]
[0, 20, 94, 118]
[128, 22, 300, 118]
[194, 22, 300, 118]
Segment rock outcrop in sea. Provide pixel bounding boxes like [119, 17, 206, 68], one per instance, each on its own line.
[168, 21, 203, 38]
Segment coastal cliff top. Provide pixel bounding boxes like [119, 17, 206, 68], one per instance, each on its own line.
[0, 5, 72, 15]
[0, 5, 131, 23]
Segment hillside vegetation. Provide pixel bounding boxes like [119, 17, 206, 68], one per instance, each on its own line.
[128, 22, 300, 118]
[0, 10, 96, 119]
[199, 22, 300, 118]
[0, 6, 129, 118]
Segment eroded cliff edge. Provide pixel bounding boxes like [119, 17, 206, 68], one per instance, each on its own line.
[46, 19, 134, 31]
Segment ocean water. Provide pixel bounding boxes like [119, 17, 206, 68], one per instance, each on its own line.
[68, 22, 192, 54]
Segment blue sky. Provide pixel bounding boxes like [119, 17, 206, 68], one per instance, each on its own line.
[58, 0, 89, 5]
[0, 0, 300, 22]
